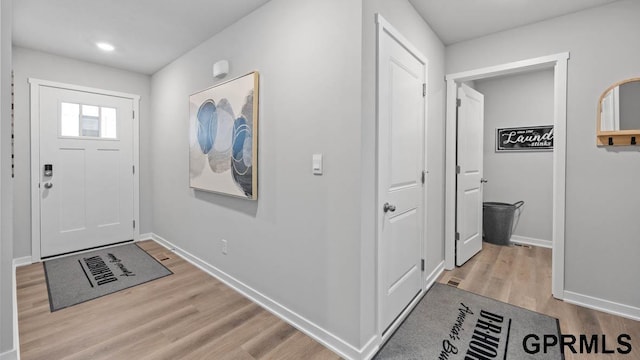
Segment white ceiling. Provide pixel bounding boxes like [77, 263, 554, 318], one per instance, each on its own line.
[13, 0, 622, 74]
[12, 0, 271, 75]
[408, 0, 621, 45]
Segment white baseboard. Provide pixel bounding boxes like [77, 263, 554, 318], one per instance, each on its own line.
[11, 260, 21, 360]
[150, 233, 366, 360]
[564, 291, 640, 322]
[360, 336, 379, 360]
[12, 257, 32, 268]
[510, 235, 552, 249]
[0, 350, 17, 360]
[138, 233, 153, 241]
[425, 261, 445, 290]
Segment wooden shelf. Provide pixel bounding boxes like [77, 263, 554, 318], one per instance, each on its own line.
[597, 134, 640, 146]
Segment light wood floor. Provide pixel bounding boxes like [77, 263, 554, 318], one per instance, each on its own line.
[16, 240, 340, 360]
[17, 240, 640, 359]
[437, 243, 640, 360]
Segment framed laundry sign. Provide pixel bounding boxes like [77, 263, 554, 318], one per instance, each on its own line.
[496, 125, 554, 152]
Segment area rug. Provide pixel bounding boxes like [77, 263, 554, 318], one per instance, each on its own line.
[44, 243, 172, 311]
[374, 283, 563, 359]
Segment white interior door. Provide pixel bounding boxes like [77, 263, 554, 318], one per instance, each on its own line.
[378, 27, 426, 332]
[39, 86, 135, 257]
[456, 84, 484, 266]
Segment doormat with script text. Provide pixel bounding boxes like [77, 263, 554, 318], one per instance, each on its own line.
[44, 243, 172, 311]
[374, 283, 563, 359]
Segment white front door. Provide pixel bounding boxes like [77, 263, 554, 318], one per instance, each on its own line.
[378, 25, 426, 332]
[39, 86, 135, 257]
[456, 84, 484, 266]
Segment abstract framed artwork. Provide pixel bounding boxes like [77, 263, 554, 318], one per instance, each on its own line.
[189, 71, 259, 199]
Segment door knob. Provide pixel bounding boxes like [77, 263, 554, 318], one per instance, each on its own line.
[480, 178, 488, 184]
[44, 182, 53, 189]
[383, 202, 396, 213]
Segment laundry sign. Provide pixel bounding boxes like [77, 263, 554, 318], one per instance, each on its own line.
[496, 125, 554, 152]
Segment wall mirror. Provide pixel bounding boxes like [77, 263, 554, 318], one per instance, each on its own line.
[597, 77, 640, 146]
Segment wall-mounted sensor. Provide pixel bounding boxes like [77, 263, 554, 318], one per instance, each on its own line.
[213, 60, 229, 79]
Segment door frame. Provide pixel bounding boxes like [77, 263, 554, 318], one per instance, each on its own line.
[375, 14, 429, 340]
[444, 53, 569, 299]
[29, 79, 141, 261]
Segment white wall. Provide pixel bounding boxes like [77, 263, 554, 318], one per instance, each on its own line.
[150, 0, 365, 350]
[0, 0, 14, 355]
[11, 47, 152, 258]
[475, 70, 554, 242]
[8, 0, 444, 355]
[360, 0, 446, 348]
[446, 0, 640, 310]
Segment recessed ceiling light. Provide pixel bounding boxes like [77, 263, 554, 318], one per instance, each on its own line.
[96, 42, 115, 52]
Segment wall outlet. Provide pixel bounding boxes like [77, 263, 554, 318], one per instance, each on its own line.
[221, 239, 228, 255]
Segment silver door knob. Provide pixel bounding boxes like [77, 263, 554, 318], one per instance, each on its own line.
[480, 178, 488, 184]
[44, 182, 53, 189]
[383, 202, 396, 213]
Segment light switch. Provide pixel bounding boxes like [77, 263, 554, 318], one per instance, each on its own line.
[312, 154, 323, 175]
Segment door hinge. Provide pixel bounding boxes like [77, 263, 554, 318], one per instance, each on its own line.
[132, 110, 135, 119]
[421, 259, 425, 271]
[133, 165, 135, 174]
[133, 220, 136, 229]
[456, 165, 461, 174]
[455, 232, 460, 241]
[456, 98, 461, 107]
[422, 83, 427, 97]
[421, 170, 426, 184]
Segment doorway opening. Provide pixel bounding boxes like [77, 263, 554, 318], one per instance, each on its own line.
[444, 53, 569, 299]
[474, 69, 555, 251]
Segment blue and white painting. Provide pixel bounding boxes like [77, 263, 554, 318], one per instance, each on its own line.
[189, 72, 258, 199]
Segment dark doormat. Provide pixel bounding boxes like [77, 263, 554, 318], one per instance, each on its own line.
[44, 243, 172, 312]
[374, 283, 563, 360]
